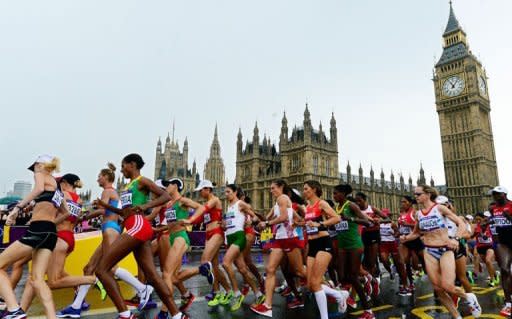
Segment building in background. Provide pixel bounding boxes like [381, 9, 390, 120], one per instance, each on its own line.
[235, 106, 428, 213]
[433, 3, 499, 213]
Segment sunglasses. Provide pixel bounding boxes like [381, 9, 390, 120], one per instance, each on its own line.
[414, 192, 425, 197]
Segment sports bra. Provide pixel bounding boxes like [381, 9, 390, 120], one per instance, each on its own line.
[305, 200, 327, 235]
[34, 189, 64, 208]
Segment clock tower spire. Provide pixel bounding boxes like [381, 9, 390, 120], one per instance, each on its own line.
[433, 2, 499, 213]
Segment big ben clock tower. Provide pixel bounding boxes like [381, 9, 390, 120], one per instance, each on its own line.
[434, 2, 499, 213]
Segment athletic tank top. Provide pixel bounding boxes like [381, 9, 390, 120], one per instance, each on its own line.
[362, 205, 379, 232]
[304, 200, 325, 235]
[273, 202, 296, 240]
[443, 215, 457, 238]
[120, 176, 148, 208]
[379, 222, 395, 242]
[475, 224, 493, 247]
[165, 200, 189, 224]
[203, 205, 222, 225]
[490, 201, 512, 230]
[417, 204, 446, 232]
[225, 200, 246, 235]
[335, 201, 363, 249]
[398, 209, 416, 235]
[65, 192, 81, 223]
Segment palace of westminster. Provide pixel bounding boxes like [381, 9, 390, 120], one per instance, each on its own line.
[149, 3, 499, 215]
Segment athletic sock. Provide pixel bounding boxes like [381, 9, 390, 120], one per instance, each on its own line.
[314, 290, 329, 319]
[321, 284, 342, 300]
[119, 310, 131, 317]
[183, 291, 191, 298]
[171, 312, 183, 319]
[72, 284, 92, 309]
[255, 291, 263, 298]
[234, 290, 241, 297]
[114, 268, 146, 293]
[7, 307, 20, 313]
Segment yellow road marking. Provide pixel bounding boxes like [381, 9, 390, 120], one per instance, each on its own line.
[417, 293, 434, 300]
[350, 304, 393, 315]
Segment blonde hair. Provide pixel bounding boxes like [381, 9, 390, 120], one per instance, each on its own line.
[100, 162, 116, 182]
[43, 157, 60, 173]
[74, 180, 83, 188]
[418, 184, 439, 201]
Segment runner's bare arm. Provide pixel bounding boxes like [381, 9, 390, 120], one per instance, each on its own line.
[348, 202, 371, 226]
[136, 177, 171, 212]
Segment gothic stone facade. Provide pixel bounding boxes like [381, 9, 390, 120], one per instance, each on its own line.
[434, 3, 499, 213]
[235, 106, 426, 214]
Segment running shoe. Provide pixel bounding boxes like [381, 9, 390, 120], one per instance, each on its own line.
[275, 282, 287, 293]
[363, 277, 373, 297]
[495, 271, 501, 285]
[137, 285, 154, 311]
[488, 279, 496, 287]
[208, 292, 224, 307]
[358, 310, 376, 319]
[499, 304, 511, 317]
[286, 296, 304, 309]
[95, 280, 107, 301]
[371, 277, 380, 297]
[230, 294, 245, 312]
[143, 299, 158, 310]
[220, 290, 234, 305]
[199, 262, 215, 285]
[179, 293, 195, 312]
[154, 311, 169, 319]
[466, 271, 475, 285]
[117, 313, 136, 319]
[204, 290, 215, 301]
[56, 306, 81, 318]
[346, 295, 357, 309]
[1, 308, 26, 319]
[255, 294, 266, 305]
[241, 284, 250, 296]
[250, 303, 272, 317]
[337, 290, 349, 314]
[124, 295, 140, 307]
[81, 301, 90, 311]
[466, 293, 481, 318]
[398, 286, 410, 296]
[280, 287, 293, 297]
[0, 298, 5, 311]
[451, 294, 459, 308]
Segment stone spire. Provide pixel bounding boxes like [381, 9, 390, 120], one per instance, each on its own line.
[444, 1, 462, 36]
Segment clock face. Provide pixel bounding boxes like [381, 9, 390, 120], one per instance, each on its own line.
[478, 75, 487, 96]
[442, 75, 465, 97]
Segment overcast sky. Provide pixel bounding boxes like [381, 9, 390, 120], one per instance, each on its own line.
[1, 0, 511, 198]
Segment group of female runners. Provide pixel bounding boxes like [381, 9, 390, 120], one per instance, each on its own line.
[0, 153, 509, 319]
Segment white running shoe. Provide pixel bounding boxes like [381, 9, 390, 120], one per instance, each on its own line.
[466, 293, 481, 318]
[337, 290, 349, 314]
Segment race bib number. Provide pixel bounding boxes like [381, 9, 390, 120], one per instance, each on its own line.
[419, 216, 443, 232]
[477, 235, 492, 244]
[66, 200, 82, 217]
[120, 190, 133, 209]
[224, 211, 235, 229]
[204, 213, 211, 224]
[306, 225, 319, 235]
[335, 221, 349, 232]
[165, 207, 177, 223]
[493, 216, 512, 227]
[51, 190, 64, 208]
[399, 226, 411, 235]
